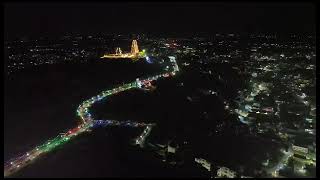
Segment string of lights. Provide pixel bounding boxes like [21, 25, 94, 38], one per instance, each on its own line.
[4, 54, 179, 177]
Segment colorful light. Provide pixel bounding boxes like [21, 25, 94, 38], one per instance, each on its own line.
[4, 58, 180, 177]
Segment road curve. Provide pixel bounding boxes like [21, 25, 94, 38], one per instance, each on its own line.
[4, 58, 179, 177]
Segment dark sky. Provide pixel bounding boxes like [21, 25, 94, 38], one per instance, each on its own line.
[4, 2, 316, 37]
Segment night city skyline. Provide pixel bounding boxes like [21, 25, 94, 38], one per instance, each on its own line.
[4, 2, 317, 178]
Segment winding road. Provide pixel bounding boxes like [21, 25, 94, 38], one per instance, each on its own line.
[4, 58, 179, 177]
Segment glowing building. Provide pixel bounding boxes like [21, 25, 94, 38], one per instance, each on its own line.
[195, 158, 211, 171]
[216, 167, 237, 178]
[101, 40, 146, 59]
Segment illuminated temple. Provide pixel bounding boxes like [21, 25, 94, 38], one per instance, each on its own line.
[101, 40, 146, 59]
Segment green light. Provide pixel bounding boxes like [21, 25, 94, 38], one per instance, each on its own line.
[5, 61, 180, 176]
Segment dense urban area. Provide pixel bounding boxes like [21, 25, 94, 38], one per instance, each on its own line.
[4, 33, 316, 178]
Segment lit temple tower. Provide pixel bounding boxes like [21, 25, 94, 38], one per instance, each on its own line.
[100, 39, 145, 59]
[131, 40, 139, 55]
[115, 47, 122, 55]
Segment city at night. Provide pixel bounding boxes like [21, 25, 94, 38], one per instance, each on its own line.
[4, 2, 317, 178]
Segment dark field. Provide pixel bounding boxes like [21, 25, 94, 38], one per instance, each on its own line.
[4, 59, 161, 162]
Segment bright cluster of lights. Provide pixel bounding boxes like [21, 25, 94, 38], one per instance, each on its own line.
[101, 40, 146, 59]
[135, 125, 154, 148]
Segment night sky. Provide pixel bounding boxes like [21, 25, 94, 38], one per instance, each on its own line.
[4, 2, 316, 38]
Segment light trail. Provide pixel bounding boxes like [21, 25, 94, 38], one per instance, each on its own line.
[4, 57, 179, 177]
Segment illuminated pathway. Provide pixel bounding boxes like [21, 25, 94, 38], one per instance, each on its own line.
[4, 58, 179, 177]
[266, 148, 293, 177]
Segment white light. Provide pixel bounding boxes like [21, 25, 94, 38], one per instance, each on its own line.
[299, 168, 306, 173]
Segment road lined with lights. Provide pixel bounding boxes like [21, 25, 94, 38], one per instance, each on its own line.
[4, 58, 179, 177]
[266, 148, 293, 177]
